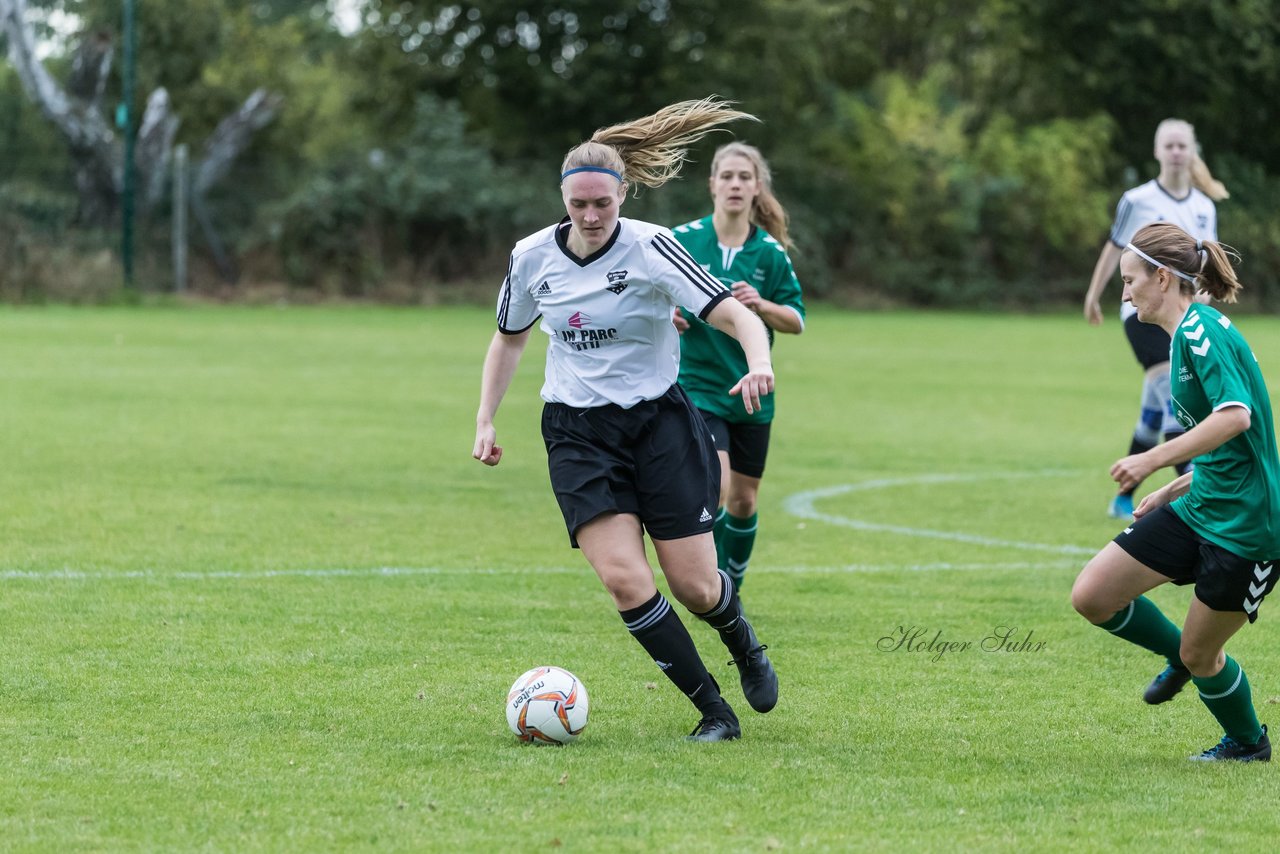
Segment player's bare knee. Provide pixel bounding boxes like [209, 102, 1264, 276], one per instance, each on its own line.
[667, 573, 720, 612]
[1070, 574, 1115, 624]
[1180, 644, 1223, 677]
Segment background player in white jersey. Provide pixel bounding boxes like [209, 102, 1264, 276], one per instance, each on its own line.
[671, 142, 805, 593]
[1073, 223, 1279, 762]
[1082, 119, 1229, 521]
[473, 98, 779, 742]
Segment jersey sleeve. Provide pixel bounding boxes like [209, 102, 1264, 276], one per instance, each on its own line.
[1179, 315, 1253, 413]
[647, 230, 730, 319]
[764, 243, 806, 329]
[496, 253, 540, 334]
[1109, 192, 1141, 248]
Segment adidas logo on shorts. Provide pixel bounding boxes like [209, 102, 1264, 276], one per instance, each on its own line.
[699, 507, 713, 523]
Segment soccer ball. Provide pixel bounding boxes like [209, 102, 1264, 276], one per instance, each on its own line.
[506, 666, 589, 744]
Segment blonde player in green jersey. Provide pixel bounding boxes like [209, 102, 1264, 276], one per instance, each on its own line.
[1072, 222, 1279, 762]
[671, 142, 805, 593]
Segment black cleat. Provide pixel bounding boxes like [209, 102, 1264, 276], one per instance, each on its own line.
[729, 620, 779, 713]
[1190, 725, 1271, 762]
[1143, 664, 1192, 704]
[686, 714, 742, 742]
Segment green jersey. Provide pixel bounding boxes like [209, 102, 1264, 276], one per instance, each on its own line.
[672, 216, 805, 424]
[1169, 304, 1280, 559]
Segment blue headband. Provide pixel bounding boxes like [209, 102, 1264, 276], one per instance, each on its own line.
[561, 166, 623, 182]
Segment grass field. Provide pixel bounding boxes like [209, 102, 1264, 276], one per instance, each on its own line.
[3, 304, 1280, 851]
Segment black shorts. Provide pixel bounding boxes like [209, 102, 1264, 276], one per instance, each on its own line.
[1113, 505, 1280, 622]
[698, 411, 772, 479]
[541, 384, 720, 548]
[1124, 313, 1173, 370]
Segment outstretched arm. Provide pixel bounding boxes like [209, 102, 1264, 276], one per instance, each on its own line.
[473, 329, 532, 466]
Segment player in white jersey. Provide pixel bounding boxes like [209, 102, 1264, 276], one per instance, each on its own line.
[473, 98, 780, 742]
[1083, 119, 1230, 520]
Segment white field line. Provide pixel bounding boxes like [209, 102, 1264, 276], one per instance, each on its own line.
[0, 560, 1083, 584]
[2, 471, 1100, 583]
[782, 470, 1098, 556]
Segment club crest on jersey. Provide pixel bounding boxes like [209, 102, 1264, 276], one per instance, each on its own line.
[1173, 397, 1197, 430]
[568, 311, 591, 329]
[605, 270, 629, 295]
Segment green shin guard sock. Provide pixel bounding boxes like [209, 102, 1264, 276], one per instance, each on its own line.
[712, 507, 728, 573]
[721, 512, 757, 592]
[1097, 596, 1183, 667]
[1193, 656, 1264, 746]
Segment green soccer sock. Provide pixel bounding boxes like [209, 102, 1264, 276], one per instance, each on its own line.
[1097, 596, 1184, 667]
[721, 512, 757, 592]
[1193, 656, 1264, 746]
[712, 507, 728, 572]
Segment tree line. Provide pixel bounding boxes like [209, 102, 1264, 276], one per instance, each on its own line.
[2, 0, 1278, 306]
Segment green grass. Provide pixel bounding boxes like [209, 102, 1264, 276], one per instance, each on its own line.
[3, 304, 1280, 851]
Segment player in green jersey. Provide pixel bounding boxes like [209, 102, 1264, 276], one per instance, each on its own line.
[1072, 222, 1279, 762]
[671, 142, 806, 593]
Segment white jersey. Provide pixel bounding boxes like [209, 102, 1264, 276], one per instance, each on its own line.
[497, 217, 730, 408]
[1109, 180, 1218, 321]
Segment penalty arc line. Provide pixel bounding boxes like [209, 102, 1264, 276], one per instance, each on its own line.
[782, 470, 1097, 557]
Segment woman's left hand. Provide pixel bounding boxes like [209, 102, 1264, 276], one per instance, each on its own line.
[729, 367, 774, 415]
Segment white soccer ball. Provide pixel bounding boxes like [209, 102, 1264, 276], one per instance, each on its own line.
[506, 666, 589, 744]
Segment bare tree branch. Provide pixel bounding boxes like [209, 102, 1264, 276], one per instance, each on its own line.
[136, 88, 181, 210]
[193, 88, 285, 197]
[0, 0, 118, 167]
[3, 0, 281, 258]
[67, 29, 113, 111]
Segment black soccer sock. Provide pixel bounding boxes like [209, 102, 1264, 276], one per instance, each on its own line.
[1124, 435, 1158, 497]
[693, 569, 755, 660]
[620, 591, 727, 716]
[1163, 429, 1192, 475]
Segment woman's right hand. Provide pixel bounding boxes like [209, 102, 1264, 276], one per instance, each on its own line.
[672, 308, 690, 334]
[473, 422, 503, 466]
[1084, 296, 1103, 326]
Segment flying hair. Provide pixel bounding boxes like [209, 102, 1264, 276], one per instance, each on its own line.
[561, 97, 758, 191]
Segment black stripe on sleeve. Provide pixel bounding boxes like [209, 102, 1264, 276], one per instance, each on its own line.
[697, 289, 732, 321]
[496, 255, 541, 334]
[1109, 198, 1133, 246]
[651, 233, 724, 301]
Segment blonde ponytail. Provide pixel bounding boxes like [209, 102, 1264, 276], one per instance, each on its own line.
[561, 97, 757, 191]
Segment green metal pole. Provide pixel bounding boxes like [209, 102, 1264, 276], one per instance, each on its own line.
[120, 0, 136, 288]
